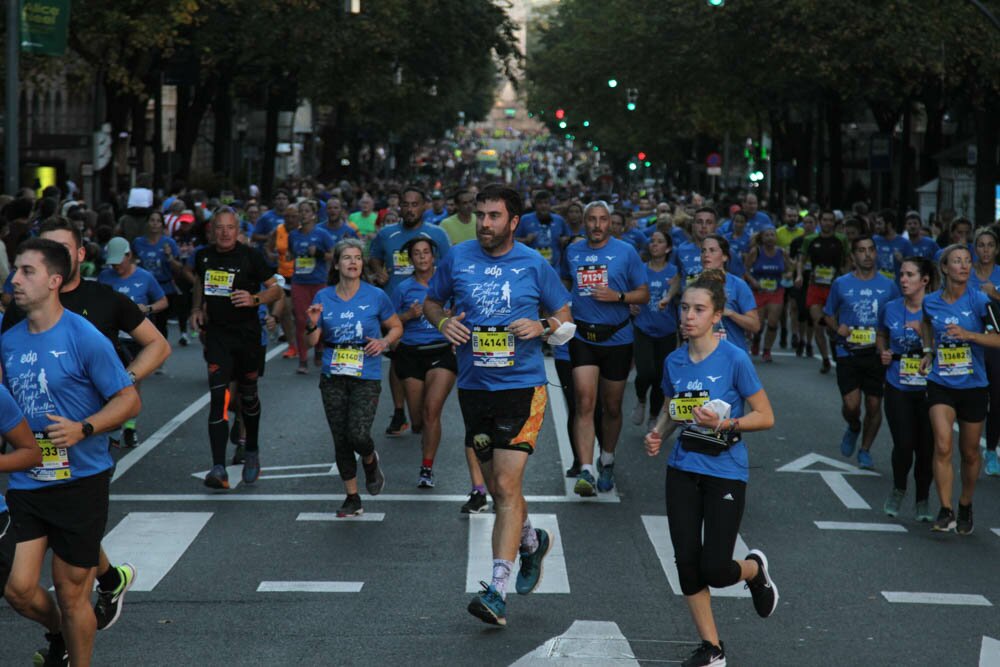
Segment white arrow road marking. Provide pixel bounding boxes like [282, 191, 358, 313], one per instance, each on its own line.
[191, 465, 244, 489]
[641, 515, 750, 598]
[510, 620, 638, 666]
[466, 513, 569, 593]
[980, 636, 1000, 667]
[818, 471, 870, 509]
[777, 452, 878, 509]
[881, 592, 991, 606]
[101, 512, 213, 591]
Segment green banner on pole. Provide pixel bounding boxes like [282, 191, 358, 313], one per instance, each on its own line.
[21, 0, 71, 56]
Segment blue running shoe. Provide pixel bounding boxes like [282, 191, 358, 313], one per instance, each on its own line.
[515, 529, 551, 595]
[857, 449, 873, 470]
[203, 464, 230, 490]
[573, 470, 597, 497]
[467, 581, 506, 626]
[242, 451, 260, 484]
[840, 427, 860, 457]
[985, 450, 1000, 476]
[597, 463, 615, 492]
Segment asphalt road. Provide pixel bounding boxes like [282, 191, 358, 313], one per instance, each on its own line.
[2, 334, 999, 666]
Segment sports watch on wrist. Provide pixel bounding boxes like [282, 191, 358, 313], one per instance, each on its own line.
[81, 421, 95, 438]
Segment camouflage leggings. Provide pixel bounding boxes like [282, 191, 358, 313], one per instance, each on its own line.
[319, 375, 381, 481]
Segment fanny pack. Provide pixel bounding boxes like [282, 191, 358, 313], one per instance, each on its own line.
[678, 427, 741, 457]
[576, 318, 628, 343]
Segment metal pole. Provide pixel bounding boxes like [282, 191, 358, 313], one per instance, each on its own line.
[5, 0, 20, 194]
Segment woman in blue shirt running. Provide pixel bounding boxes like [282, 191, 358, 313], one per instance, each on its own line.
[644, 269, 776, 667]
[699, 235, 760, 352]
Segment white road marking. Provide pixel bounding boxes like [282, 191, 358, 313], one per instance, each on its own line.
[466, 513, 569, 593]
[296, 512, 385, 522]
[110, 493, 606, 503]
[814, 521, 906, 532]
[640, 515, 750, 598]
[980, 636, 1000, 667]
[510, 620, 638, 665]
[190, 465, 244, 490]
[818, 471, 871, 509]
[112, 343, 289, 483]
[257, 581, 363, 593]
[881, 592, 992, 606]
[101, 512, 213, 591]
[992, 528, 1000, 538]
[777, 452, 878, 475]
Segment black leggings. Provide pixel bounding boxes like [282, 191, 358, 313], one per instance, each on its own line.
[633, 328, 677, 418]
[883, 384, 933, 500]
[319, 375, 380, 481]
[985, 347, 1000, 451]
[555, 358, 602, 458]
[666, 466, 746, 596]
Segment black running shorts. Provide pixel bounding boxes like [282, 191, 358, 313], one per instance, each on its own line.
[204, 327, 265, 382]
[458, 386, 547, 463]
[0, 512, 15, 591]
[835, 353, 885, 397]
[926, 380, 988, 423]
[568, 338, 633, 381]
[395, 343, 457, 382]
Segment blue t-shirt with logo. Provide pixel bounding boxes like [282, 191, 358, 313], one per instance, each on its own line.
[2, 311, 132, 489]
[673, 241, 703, 285]
[908, 237, 939, 260]
[319, 222, 358, 245]
[427, 240, 569, 391]
[967, 265, 1000, 293]
[724, 231, 752, 278]
[422, 209, 450, 225]
[393, 276, 448, 346]
[634, 264, 678, 338]
[132, 236, 181, 294]
[873, 235, 913, 281]
[254, 210, 284, 266]
[923, 287, 991, 389]
[621, 228, 648, 254]
[878, 297, 927, 392]
[515, 212, 568, 269]
[662, 339, 763, 482]
[823, 273, 900, 358]
[564, 237, 648, 346]
[370, 222, 452, 295]
[289, 226, 336, 285]
[0, 385, 27, 514]
[313, 282, 395, 381]
[98, 266, 166, 308]
[716, 275, 758, 352]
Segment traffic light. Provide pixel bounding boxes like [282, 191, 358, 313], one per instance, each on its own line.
[607, 79, 618, 88]
[628, 162, 638, 171]
[708, 0, 725, 6]
[555, 108, 565, 120]
[637, 152, 647, 161]
[583, 120, 590, 127]
[626, 88, 639, 111]
[644, 161, 652, 168]
[558, 121, 567, 129]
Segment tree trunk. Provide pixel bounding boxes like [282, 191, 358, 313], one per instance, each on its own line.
[828, 96, 844, 208]
[175, 80, 215, 182]
[212, 80, 233, 176]
[261, 92, 280, 201]
[898, 100, 913, 221]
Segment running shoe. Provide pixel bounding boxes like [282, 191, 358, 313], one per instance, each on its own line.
[282, 346, 298, 359]
[957, 503, 974, 535]
[242, 451, 260, 484]
[762, 350, 773, 363]
[820, 357, 831, 374]
[122, 427, 137, 448]
[681, 640, 726, 667]
[985, 450, 1000, 476]
[417, 466, 435, 488]
[574, 469, 597, 497]
[565, 461, 581, 478]
[839, 427, 860, 457]
[363, 452, 385, 495]
[932, 507, 956, 532]
[203, 464, 230, 490]
[385, 413, 409, 436]
[461, 490, 489, 514]
[31, 632, 68, 667]
[857, 449, 873, 470]
[630, 402, 645, 426]
[515, 529, 551, 595]
[232, 440, 246, 465]
[597, 463, 615, 492]
[94, 563, 137, 631]
[467, 581, 507, 627]
[296, 363, 308, 375]
[336, 494, 363, 517]
[745, 549, 779, 618]
[915, 499, 934, 522]
[178, 332, 189, 347]
[883, 488, 905, 517]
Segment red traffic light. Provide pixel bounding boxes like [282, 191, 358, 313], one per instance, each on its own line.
[555, 108, 565, 120]
[637, 152, 647, 161]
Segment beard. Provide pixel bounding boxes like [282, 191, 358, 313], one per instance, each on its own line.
[478, 225, 511, 251]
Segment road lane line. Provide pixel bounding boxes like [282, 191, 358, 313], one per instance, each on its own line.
[112, 343, 289, 483]
[296, 512, 385, 522]
[992, 528, 1000, 538]
[814, 521, 906, 532]
[258, 581, 363, 593]
[510, 620, 638, 665]
[818, 471, 870, 509]
[641, 515, 750, 598]
[110, 493, 616, 503]
[881, 592, 991, 606]
[466, 513, 569, 593]
[101, 512, 213, 591]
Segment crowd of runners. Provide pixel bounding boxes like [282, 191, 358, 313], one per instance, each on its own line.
[0, 170, 997, 666]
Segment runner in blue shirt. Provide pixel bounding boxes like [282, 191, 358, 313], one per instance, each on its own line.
[425, 185, 571, 628]
[744, 227, 786, 361]
[305, 238, 402, 519]
[919, 243, 1000, 534]
[722, 209, 751, 278]
[967, 228, 1000, 477]
[630, 230, 680, 432]
[251, 189, 290, 265]
[132, 210, 183, 340]
[823, 235, 900, 469]
[644, 269, 777, 667]
[564, 200, 649, 495]
[421, 190, 450, 225]
[876, 257, 934, 522]
[904, 212, 939, 259]
[515, 190, 568, 269]
[872, 213, 912, 281]
[369, 187, 452, 438]
[674, 207, 718, 285]
[699, 235, 760, 353]
[0, 385, 43, 599]
[319, 197, 358, 244]
[2, 238, 140, 667]
[289, 200, 336, 373]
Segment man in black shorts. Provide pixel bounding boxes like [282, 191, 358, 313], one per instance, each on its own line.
[564, 201, 649, 495]
[191, 207, 281, 489]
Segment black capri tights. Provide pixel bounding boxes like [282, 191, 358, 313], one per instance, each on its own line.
[319, 375, 381, 481]
[882, 384, 933, 501]
[666, 466, 746, 596]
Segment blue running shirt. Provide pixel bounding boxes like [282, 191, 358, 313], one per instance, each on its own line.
[370, 223, 452, 295]
[312, 282, 396, 381]
[923, 287, 991, 389]
[0, 386, 26, 513]
[98, 266, 165, 308]
[289, 226, 336, 285]
[564, 237, 647, 346]
[823, 273, 900, 358]
[634, 264, 678, 337]
[879, 297, 926, 392]
[393, 277, 448, 346]
[132, 236, 181, 293]
[515, 212, 568, 269]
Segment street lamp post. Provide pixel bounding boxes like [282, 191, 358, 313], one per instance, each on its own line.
[5, 0, 20, 195]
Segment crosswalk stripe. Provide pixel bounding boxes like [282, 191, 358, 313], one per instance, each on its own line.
[814, 521, 906, 532]
[640, 515, 750, 598]
[881, 591, 991, 606]
[296, 512, 385, 522]
[102, 512, 213, 592]
[466, 513, 570, 593]
[258, 581, 363, 593]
